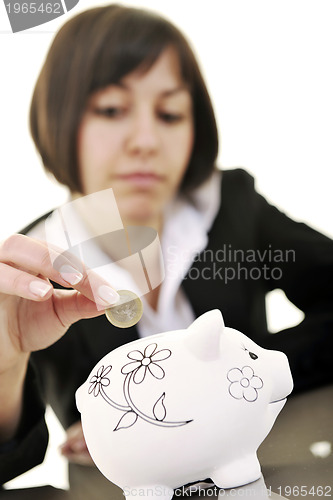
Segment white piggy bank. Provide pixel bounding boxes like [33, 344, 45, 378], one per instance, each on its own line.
[76, 310, 293, 499]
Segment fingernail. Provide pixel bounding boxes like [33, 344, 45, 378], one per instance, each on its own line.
[97, 285, 120, 306]
[29, 281, 53, 298]
[59, 265, 83, 286]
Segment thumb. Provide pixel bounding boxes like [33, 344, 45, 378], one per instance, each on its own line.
[52, 289, 106, 328]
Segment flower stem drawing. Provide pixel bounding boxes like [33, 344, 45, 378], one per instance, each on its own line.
[88, 343, 192, 431]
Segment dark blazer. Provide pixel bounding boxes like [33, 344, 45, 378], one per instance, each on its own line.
[1, 168, 332, 485]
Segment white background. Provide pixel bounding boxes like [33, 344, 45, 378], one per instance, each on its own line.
[1, 0, 333, 490]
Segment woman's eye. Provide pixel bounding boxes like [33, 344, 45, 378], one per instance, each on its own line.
[93, 107, 125, 118]
[249, 352, 258, 360]
[158, 112, 184, 124]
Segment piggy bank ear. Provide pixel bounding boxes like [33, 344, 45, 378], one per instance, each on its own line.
[185, 309, 225, 361]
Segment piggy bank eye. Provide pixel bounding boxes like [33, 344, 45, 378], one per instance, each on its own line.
[241, 345, 258, 360]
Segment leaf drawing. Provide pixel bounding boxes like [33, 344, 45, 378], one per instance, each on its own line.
[114, 411, 138, 431]
[153, 393, 167, 421]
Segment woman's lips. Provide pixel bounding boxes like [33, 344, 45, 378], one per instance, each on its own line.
[116, 172, 164, 188]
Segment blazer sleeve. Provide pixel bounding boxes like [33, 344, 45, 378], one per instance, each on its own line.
[0, 361, 48, 485]
[0, 214, 55, 485]
[253, 182, 333, 392]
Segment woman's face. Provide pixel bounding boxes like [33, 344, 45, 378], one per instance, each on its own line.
[77, 47, 194, 229]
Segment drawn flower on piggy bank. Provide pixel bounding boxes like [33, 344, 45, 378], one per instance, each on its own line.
[227, 366, 263, 402]
[86, 342, 190, 431]
[89, 365, 112, 397]
[121, 343, 171, 384]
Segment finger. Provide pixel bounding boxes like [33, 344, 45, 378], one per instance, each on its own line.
[60, 436, 87, 453]
[72, 269, 120, 311]
[0, 234, 84, 288]
[59, 441, 93, 465]
[51, 289, 106, 328]
[65, 421, 84, 440]
[50, 244, 121, 309]
[60, 448, 94, 466]
[0, 235, 119, 308]
[60, 425, 93, 465]
[0, 262, 53, 301]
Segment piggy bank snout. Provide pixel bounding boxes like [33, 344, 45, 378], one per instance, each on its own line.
[269, 351, 293, 402]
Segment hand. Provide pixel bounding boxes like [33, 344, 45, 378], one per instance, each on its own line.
[60, 420, 94, 466]
[0, 234, 119, 373]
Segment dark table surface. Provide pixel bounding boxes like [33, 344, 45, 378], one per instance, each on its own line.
[1, 384, 332, 500]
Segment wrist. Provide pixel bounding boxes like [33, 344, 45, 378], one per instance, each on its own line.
[0, 353, 30, 443]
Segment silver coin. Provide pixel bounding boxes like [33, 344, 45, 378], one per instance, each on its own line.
[105, 290, 143, 328]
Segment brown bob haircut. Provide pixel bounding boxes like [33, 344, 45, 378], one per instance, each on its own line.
[30, 4, 219, 194]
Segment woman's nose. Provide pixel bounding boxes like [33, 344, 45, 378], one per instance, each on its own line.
[126, 110, 160, 157]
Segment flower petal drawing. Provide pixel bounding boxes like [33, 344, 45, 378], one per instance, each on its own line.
[127, 350, 144, 361]
[251, 376, 264, 389]
[133, 365, 147, 384]
[144, 343, 157, 358]
[242, 366, 254, 379]
[227, 368, 243, 383]
[89, 365, 112, 397]
[148, 362, 165, 379]
[151, 349, 171, 362]
[101, 365, 112, 377]
[229, 381, 244, 399]
[121, 361, 142, 374]
[88, 382, 97, 395]
[244, 386, 258, 402]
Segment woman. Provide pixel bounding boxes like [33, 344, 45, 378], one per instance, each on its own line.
[0, 4, 332, 495]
